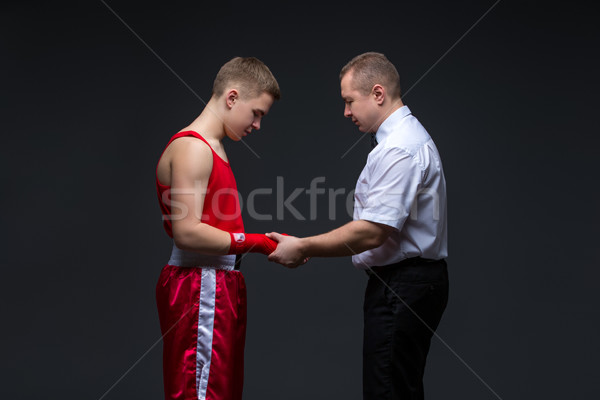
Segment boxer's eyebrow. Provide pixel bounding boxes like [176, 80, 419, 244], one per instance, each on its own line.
[254, 109, 266, 116]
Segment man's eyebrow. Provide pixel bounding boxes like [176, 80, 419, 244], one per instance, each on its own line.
[254, 109, 266, 116]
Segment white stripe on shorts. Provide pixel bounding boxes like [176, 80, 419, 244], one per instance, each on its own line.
[196, 269, 217, 400]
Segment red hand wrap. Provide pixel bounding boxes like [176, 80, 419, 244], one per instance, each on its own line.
[228, 233, 277, 255]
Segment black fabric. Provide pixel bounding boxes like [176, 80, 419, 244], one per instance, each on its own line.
[363, 259, 449, 400]
[371, 133, 378, 148]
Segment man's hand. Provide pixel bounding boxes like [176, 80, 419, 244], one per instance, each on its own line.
[266, 232, 309, 268]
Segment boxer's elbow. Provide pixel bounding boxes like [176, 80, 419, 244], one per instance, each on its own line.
[172, 223, 199, 251]
[173, 231, 193, 251]
[172, 222, 223, 254]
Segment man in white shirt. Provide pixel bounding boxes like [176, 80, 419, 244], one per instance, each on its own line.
[267, 52, 448, 400]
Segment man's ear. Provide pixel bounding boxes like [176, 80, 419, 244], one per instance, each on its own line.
[226, 89, 239, 109]
[372, 84, 385, 105]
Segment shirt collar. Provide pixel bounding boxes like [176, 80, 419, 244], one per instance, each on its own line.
[375, 105, 412, 145]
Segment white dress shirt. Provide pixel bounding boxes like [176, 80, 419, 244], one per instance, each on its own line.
[352, 105, 448, 269]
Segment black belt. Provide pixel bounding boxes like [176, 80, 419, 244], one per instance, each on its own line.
[234, 254, 242, 270]
[366, 257, 442, 276]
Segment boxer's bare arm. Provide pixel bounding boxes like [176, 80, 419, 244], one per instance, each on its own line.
[168, 139, 231, 254]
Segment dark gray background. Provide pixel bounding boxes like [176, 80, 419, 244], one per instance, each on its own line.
[2, 1, 598, 399]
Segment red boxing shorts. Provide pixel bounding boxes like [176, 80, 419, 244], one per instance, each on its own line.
[156, 246, 246, 400]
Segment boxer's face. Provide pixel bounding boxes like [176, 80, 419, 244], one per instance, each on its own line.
[341, 72, 381, 134]
[225, 90, 274, 141]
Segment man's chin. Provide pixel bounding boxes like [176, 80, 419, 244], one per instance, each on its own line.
[358, 124, 376, 134]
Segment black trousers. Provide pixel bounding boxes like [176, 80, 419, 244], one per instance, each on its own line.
[363, 258, 449, 400]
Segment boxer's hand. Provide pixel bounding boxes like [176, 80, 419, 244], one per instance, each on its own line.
[228, 233, 277, 255]
[266, 232, 306, 268]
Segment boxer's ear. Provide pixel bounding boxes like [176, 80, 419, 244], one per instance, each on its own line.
[226, 89, 239, 109]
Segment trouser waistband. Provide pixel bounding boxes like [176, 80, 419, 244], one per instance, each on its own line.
[366, 257, 447, 278]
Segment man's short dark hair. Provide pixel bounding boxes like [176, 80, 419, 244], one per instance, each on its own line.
[340, 52, 401, 99]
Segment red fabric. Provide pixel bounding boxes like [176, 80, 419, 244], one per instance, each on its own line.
[227, 233, 278, 255]
[156, 265, 247, 400]
[155, 265, 202, 399]
[156, 131, 244, 237]
[206, 270, 247, 400]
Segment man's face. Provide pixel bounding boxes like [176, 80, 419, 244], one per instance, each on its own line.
[340, 72, 380, 133]
[226, 91, 274, 141]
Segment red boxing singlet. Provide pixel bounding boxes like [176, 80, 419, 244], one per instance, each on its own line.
[155, 131, 244, 237]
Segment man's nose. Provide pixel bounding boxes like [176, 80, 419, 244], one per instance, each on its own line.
[252, 119, 261, 130]
[344, 104, 352, 118]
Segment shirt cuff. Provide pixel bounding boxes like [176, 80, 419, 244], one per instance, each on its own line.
[359, 212, 403, 231]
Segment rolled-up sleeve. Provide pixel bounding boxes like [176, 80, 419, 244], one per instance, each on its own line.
[356, 147, 422, 231]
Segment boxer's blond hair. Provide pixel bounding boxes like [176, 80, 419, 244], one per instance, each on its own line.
[213, 57, 280, 100]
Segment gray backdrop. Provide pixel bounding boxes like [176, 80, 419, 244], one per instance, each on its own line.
[2, 1, 599, 399]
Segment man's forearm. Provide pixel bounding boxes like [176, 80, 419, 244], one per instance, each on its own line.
[299, 220, 387, 257]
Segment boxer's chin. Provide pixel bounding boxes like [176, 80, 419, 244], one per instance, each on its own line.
[227, 130, 244, 141]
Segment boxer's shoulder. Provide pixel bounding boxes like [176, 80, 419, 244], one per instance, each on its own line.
[157, 135, 213, 186]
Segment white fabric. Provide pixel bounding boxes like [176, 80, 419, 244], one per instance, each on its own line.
[196, 269, 217, 400]
[168, 243, 235, 270]
[352, 106, 448, 269]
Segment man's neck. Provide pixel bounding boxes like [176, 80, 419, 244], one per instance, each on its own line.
[382, 99, 404, 121]
[372, 99, 404, 133]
